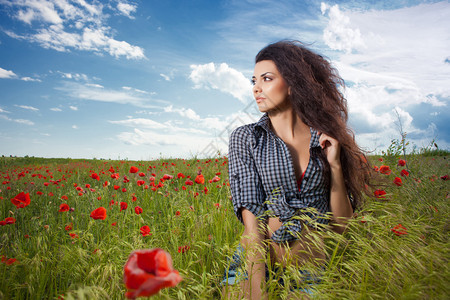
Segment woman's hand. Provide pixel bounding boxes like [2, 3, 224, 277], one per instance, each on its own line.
[318, 132, 341, 168]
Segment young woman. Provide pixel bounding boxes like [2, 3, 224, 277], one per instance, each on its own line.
[224, 40, 372, 299]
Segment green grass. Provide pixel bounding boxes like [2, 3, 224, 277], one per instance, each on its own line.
[0, 154, 448, 299]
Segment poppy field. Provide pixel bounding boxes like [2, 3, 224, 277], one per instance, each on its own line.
[0, 151, 448, 299]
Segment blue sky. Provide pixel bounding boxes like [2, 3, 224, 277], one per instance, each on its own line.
[0, 0, 449, 160]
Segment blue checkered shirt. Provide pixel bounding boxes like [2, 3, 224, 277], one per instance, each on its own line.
[228, 113, 330, 243]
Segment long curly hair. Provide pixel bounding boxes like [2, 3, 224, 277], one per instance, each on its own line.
[255, 40, 373, 209]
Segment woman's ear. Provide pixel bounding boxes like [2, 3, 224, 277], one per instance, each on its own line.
[288, 86, 292, 96]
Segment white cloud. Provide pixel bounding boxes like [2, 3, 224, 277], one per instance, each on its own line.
[21, 76, 42, 82]
[0, 107, 10, 113]
[86, 83, 104, 88]
[14, 119, 34, 125]
[2, 0, 145, 59]
[72, 125, 78, 129]
[117, 1, 137, 19]
[321, 3, 365, 53]
[69, 105, 78, 111]
[160, 73, 171, 81]
[57, 81, 165, 108]
[189, 63, 252, 103]
[15, 105, 39, 111]
[0, 67, 17, 79]
[321, 1, 450, 151]
[109, 118, 167, 129]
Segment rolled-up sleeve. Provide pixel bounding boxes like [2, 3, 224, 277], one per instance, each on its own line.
[228, 126, 266, 224]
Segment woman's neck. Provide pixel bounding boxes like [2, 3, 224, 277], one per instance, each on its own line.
[268, 107, 309, 141]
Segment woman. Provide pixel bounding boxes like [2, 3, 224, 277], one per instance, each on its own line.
[224, 40, 372, 299]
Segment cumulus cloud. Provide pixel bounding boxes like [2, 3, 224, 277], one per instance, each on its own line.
[50, 107, 62, 111]
[21, 76, 41, 82]
[0, 114, 34, 125]
[0, 67, 17, 79]
[189, 63, 252, 103]
[2, 0, 145, 59]
[321, 3, 365, 53]
[321, 1, 449, 151]
[69, 105, 78, 111]
[117, 1, 137, 19]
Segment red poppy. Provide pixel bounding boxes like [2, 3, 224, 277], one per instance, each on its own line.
[61, 195, 68, 200]
[5, 217, 16, 224]
[123, 248, 182, 299]
[135, 206, 143, 215]
[6, 258, 17, 265]
[140, 225, 151, 237]
[90, 207, 107, 220]
[393, 177, 403, 186]
[69, 233, 79, 239]
[441, 174, 449, 181]
[177, 172, 185, 179]
[120, 202, 128, 211]
[65, 223, 73, 231]
[178, 245, 190, 253]
[114, 185, 120, 190]
[398, 159, 406, 166]
[379, 165, 392, 175]
[129, 166, 139, 174]
[59, 203, 70, 212]
[112, 222, 117, 226]
[391, 223, 407, 236]
[195, 174, 205, 184]
[400, 169, 409, 177]
[11, 192, 31, 209]
[138, 172, 146, 177]
[374, 189, 387, 199]
[211, 176, 221, 182]
[175, 211, 181, 216]
[90, 173, 100, 181]
[162, 174, 173, 180]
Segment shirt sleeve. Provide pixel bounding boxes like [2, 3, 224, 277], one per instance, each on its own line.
[228, 125, 266, 224]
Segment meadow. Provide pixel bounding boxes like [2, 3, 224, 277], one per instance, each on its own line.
[0, 149, 448, 299]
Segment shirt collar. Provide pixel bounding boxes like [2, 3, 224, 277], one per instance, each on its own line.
[255, 113, 321, 149]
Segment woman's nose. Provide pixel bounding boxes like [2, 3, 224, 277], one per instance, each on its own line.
[253, 82, 260, 94]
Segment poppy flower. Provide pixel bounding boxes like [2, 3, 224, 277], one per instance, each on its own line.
[5, 217, 16, 224]
[138, 172, 146, 177]
[162, 174, 173, 180]
[6, 258, 17, 265]
[123, 248, 182, 299]
[398, 159, 406, 166]
[393, 177, 403, 186]
[11, 192, 31, 209]
[195, 174, 205, 185]
[175, 211, 181, 216]
[379, 165, 392, 175]
[90, 207, 107, 220]
[69, 233, 79, 239]
[391, 223, 407, 236]
[177, 172, 185, 179]
[129, 166, 139, 174]
[59, 203, 70, 212]
[178, 245, 190, 253]
[135, 206, 143, 215]
[211, 176, 221, 182]
[65, 223, 73, 231]
[441, 175, 449, 181]
[120, 202, 128, 211]
[140, 225, 151, 237]
[90, 173, 100, 181]
[400, 169, 409, 177]
[114, 185, 120, 190]
[374, 189, 387, 199]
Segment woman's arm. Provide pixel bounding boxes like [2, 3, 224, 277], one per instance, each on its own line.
[240, 208, 268, 300]
[319, 134, 353, 233]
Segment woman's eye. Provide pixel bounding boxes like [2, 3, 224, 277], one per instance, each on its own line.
[263, 77, 271, 81]
[250, 79, 256, 85]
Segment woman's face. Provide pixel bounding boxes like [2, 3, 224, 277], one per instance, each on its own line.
[252, 60, 290, 113]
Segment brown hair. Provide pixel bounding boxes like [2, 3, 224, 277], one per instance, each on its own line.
[256, 40, 373, 209]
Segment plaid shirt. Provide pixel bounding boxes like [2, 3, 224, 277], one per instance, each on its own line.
[228, 113, 330, 243]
